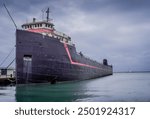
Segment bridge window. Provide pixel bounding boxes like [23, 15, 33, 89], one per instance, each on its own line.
[48, 24, 51, 28]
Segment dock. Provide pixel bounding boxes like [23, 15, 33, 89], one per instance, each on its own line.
[0, 68, 16, 85]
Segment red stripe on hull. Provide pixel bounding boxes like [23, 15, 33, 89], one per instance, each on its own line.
[64, 43, 99, 69]
[27, 28, 53, 33]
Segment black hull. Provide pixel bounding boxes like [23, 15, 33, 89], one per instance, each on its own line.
[16, 30, 113, 84]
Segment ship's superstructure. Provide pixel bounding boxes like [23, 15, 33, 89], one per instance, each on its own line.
[16, 8, 113, 84]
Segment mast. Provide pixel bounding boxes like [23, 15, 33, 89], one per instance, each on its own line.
[46, 8, 50, 22]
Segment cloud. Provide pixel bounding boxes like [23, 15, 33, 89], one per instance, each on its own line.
[0, 0, 150, 71]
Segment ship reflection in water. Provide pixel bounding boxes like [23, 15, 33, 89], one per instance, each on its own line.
[15, 73, 150, 102]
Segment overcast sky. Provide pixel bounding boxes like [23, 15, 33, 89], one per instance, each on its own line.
[0, 0, 150, 72]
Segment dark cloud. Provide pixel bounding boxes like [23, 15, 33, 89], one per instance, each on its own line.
[78, 0, 150, 12]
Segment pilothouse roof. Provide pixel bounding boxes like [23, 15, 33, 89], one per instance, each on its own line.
[22, 20, 54, 26]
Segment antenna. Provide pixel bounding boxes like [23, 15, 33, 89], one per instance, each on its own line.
[41, 9, 44, 20]
[3, 3, 17, 29]
[46, 8, 50, 22]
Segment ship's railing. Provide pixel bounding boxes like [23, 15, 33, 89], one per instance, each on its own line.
[76, 52, 112, 68]
[77, 52, 101, 64]
[54, 30, 70, 40]
[53, 30, 74, 46]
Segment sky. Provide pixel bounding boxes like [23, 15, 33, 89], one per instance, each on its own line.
[0, 0, 150, 72]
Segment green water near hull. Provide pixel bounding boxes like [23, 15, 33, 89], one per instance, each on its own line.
[16, 81, 90, 102]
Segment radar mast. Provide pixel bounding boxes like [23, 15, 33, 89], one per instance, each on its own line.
[46, 8, 50, 22]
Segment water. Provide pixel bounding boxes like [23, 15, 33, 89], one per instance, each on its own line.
[0, 73, 150, 102]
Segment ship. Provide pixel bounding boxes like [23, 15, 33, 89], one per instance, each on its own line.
[16, 8, 113, 84]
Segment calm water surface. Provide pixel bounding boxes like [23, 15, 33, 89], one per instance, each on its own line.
[0, 73, 150, 102]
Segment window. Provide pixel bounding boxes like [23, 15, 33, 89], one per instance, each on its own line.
[1, 69, 7, 75]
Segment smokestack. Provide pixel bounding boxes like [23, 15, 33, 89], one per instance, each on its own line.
[103, 59, 108, 65]
[33, 18, 36, 22]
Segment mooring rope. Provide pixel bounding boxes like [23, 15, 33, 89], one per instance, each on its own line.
[0, 46, 15, 67]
